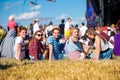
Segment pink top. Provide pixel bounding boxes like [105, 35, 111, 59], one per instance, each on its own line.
[7, 21, 17, 30]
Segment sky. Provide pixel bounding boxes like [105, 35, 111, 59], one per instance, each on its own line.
[0, 0, 87, 29]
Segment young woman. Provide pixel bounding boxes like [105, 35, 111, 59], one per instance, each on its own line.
[29, 30, 46, 61]
[0, 15, 17, 58]
[64, 28, 86, 60]
[86, 28, 113, 60]
[14, 27, 27, 61]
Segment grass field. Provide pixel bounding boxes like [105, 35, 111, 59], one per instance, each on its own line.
[0, 56, 120, 80]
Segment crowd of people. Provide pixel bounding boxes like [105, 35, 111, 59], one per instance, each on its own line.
[0, 15, 120, 62]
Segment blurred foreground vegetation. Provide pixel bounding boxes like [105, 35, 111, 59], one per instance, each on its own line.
[0, 56, 120, 80]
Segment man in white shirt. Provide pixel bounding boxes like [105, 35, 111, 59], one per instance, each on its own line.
[33, 18, 40, 34]
[64, 18, 72, 34]
[79, 22, 88, 37]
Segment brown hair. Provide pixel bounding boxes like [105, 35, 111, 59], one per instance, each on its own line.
[86, 28, 107, 44]
[29, 30, 42, 47]
[17, 27, 27, 36]
[18, 27, 27, 33]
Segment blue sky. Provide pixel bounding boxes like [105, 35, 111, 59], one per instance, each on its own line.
[0, 0, 86, 29]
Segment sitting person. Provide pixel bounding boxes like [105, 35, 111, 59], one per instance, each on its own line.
[29, 30, 46, 61]
[86, 28, 113, 60]
[100, 26, 110, 41]
[64, 28, 86, 60]
[47, 27, 65, 61]
[14, 27, 27, 61]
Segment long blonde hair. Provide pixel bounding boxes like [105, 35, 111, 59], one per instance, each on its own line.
[86, 28, 107, 44]
[29, 30, 42, 47]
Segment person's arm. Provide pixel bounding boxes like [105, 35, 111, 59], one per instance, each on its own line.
[49, 44, 53, 61]
[7, 27, 9, 31]
[15, 23, 18, 32]
[94, 36, 101, 60]
[17, 43, 22, 61]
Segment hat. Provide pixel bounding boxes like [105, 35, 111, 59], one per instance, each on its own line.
[9, 15, 15, 20]
[102, 26, 108, 31]
[111, 24, 115, 27]
[52, 26, 60, 32]
[35, 18, 39, 22]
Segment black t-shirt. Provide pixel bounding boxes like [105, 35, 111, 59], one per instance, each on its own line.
[59, 23, 65, 34]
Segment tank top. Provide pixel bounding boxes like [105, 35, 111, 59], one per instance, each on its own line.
[95, 39, 109, 51]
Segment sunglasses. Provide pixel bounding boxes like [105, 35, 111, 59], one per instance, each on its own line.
[36, 34, 43, 37]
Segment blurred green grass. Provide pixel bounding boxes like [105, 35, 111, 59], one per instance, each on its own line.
[0, 56, 120, 80]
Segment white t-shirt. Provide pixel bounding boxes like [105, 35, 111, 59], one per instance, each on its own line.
[14, 37, 25, 60]
[33, 23, 40, 34]
[79, 25, 88, 37]
[107, 27, 113, 36]
[45, 25, 54, 37]
[109, 36, 114, 42]
[109, 36, 114, 49]
[64, 21, 70, 33]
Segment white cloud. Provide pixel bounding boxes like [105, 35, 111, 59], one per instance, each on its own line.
[30, 5, 41, 10]
[71, 20, 79, 25]
[2, 1, 22, 10]
[75, 17, 86, 21]
[55, 14, 68, 20]
[15, 11, 40, 20]
[71, 16, 86, 25]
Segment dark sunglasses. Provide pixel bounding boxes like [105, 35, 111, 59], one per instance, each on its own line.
[36, 34, 43, 37]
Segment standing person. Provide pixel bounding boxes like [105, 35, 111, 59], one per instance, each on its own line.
[79, 22, 88, 37]
[0, 15, 17, 58]
[7, 15, 17, 31]
[86, 28, 113, 60]
[29, 30, 46, 61]
[64, 28, 86, 60]
[14, 27, 27, 61]
[47, 27, 64, 61]
[33, 18, 40, 35]
[29, 23, 33, 37]
[45, 21, 54, 37]
[64, 18, 72, 37]
[0, 25, 5, 44]
[59, 19, 65, 36]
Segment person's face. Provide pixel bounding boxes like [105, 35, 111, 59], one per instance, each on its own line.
[19, 30, 27, 38]
[68, 19, 71, 23]
[52, 29, 60, 39]
[86, 33, 94, 39]
[35, 32, 43, 40]
[72, 29, 79, 38]
[71, 29, 79, 42]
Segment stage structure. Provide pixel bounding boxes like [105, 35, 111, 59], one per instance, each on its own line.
[86, 0, 120, 26]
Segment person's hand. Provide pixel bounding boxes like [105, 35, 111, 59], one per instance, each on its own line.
[42, 37, 46, 44]
[24, 40, 29, 44]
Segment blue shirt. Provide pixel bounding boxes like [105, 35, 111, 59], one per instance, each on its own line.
[65, 38, 83, 53]
[47, 36, 60, 60]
